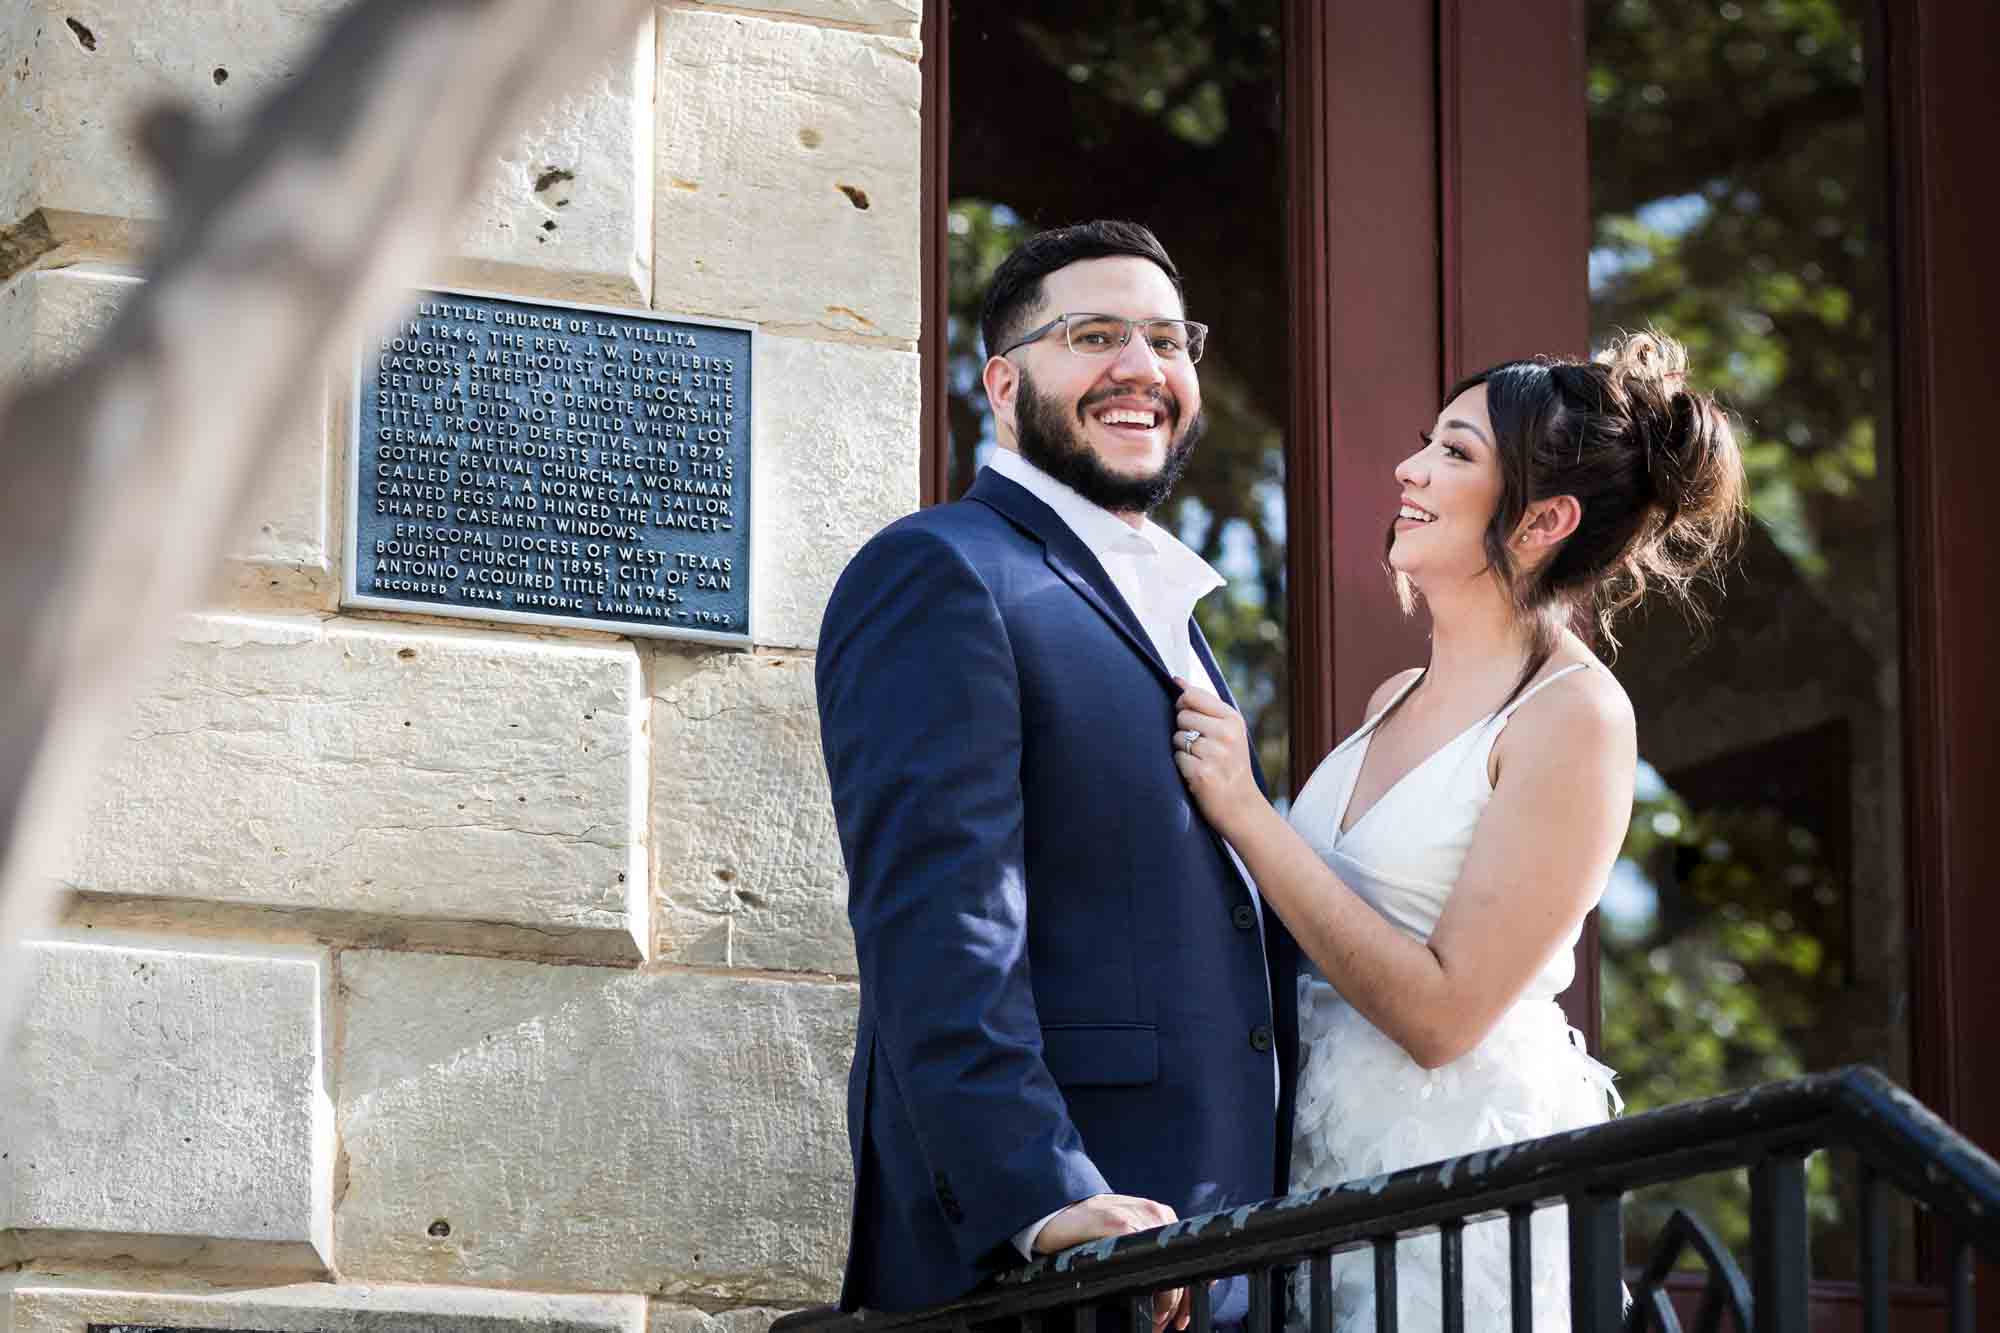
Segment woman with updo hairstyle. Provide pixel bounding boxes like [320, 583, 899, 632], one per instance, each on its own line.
[1169, 332, 1744, 1329]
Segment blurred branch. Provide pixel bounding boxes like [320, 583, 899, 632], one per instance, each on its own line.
[0, 0, 650, 1045]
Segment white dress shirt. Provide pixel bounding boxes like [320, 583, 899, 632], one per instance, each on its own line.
[986, 447, 1279, 1258]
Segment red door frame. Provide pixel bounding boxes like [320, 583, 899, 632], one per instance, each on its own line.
[918, 0, 949, 509]
[1280, 0, 1437, 767]
[1885, 0, 2000, 1308]
[1430, 0, 1603, 1039]
[1888, 0, 2000, 1165]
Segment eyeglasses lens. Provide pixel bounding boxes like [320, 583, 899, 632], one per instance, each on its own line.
[1063, 316, 1205, 364]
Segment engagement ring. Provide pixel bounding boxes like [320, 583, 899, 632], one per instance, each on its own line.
[1178, 729, 1202, 754]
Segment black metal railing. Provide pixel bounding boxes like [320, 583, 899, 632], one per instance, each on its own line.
[774, 1067, 2000, 1332]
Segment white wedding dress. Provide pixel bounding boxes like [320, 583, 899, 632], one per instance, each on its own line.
[1285, 663, 1622, 1331]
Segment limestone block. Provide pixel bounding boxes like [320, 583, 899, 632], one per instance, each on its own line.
[0, 0, 37, 223]
[448, 12, 656, 304]
[0, 269, 29, 386]
[652, 651, 850, 973]
[0, 3, 653, 302]
[655, 10, 920, 340]
[0, 1, 347, 226]
[66, 614, 648, 963]
[752, 336, 920, 649]
[0, 935, 332, 1272]
[652, 1307, 782, 1333]
[1, 1276, 645, 1333]
[681, 0, 920, 35]
[0, 267, 329, 577]
[336, 952, 856, 1300]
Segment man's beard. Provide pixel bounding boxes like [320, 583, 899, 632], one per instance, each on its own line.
[1013, 368, 1204, 516]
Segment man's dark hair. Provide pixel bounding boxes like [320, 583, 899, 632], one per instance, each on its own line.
[978, 220, 1184, 360]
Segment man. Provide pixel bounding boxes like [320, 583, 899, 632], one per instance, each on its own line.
[816, 221, 1300, 1317]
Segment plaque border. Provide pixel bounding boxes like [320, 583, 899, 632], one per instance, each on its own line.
[343, 285, 759, 648]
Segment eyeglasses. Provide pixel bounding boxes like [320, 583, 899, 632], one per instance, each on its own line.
[996, 312, 1209, 365]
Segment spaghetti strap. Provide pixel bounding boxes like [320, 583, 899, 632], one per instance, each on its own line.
[1338, 669, 1425, 752]
[1495, 660, 1594, 722]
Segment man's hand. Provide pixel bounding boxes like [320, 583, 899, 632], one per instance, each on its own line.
[1035, 1194, 1190, 1331]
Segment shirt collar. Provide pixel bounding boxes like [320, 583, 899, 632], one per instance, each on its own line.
[985, 447, 1224, 596]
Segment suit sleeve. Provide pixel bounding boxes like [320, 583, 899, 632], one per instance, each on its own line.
[817, 525, 1110, 1273]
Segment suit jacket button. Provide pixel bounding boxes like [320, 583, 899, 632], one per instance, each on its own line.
[1232, 904, 1257, 931]
[1249, 1024, 1274, 1053]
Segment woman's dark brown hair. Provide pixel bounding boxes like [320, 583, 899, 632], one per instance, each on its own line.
[1396, 330, 1747, 706]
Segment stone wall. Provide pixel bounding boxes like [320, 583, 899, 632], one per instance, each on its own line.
[0, 1, 920, 1327]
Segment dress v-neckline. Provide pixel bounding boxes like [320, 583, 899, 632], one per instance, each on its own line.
[1334, 702, 1491, 839]
[1332, 661, 1595, 838]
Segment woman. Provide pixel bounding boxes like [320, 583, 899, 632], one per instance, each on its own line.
[1171, 332, 1744, 1328]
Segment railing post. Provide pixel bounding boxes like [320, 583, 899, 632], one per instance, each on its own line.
[1439, 1219, 1465, 1333]
[1567, 1191, 1624, 1332]
[1750, 1151, 1810, 1333]
[1186, 1276, 1212, 1333]
[1248, 1264, 1273, 1333]
[1509, 1203, 1534, 1333]
[1373, 1237, 1398, 1332]
[1309, 1251, 1333, 1333]
[1858, 1161, 1889, 1333]
[1948, 1235, 1974, 1333]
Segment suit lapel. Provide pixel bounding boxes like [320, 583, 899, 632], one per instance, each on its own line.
[1191, 617, 1270, 798]
[1190, 618, 1235, 707]
[966, 470, 1175, 685]
[968, 472, 1275, 798]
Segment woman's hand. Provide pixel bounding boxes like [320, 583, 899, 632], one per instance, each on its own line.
[1171, 679, 1266, 839]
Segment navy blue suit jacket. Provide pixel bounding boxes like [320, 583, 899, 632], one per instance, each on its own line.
[817, 469, 1302, 1312]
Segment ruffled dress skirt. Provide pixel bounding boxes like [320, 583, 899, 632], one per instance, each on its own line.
[1288, 976, 1622, 1332]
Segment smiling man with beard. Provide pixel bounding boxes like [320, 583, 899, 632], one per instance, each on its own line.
[816, 221, 1299, 1322]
